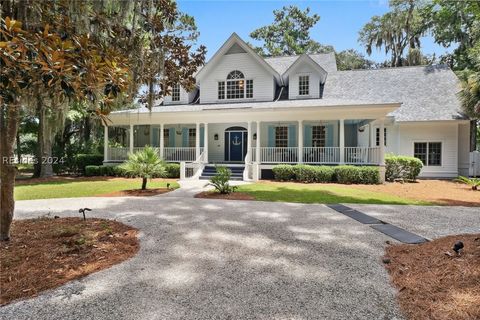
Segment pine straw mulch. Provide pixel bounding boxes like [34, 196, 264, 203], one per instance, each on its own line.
[384, 234, 480, 320]
[0, 217, 139, 306]
[95, 188, 172, 197]
[195, 191, 255, 201]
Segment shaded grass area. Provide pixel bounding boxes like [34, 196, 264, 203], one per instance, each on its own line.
[236, 182, 432, 205]
[0, 217, 139, 305]
[15, 177, 179, 200]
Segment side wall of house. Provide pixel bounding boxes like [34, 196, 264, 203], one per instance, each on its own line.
[199, 52, 275, 104]
[394, 122, 459, 178]
[458, 122, 471, 176]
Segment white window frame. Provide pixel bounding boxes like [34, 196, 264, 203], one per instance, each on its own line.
[298, 74, 310, 96]
[171, 84, 180, 102]
[218, 70, 254, 101]
[311, 125, 326, 148]
[275, 126, 288, 148]
[188, 128, 196, 147]
[375, 127, 387, 147]
[413, 141, 442, 166]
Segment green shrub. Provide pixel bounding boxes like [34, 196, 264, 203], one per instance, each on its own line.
[294, 165, 334, 183]
[208, 166, 237, 194]
[119, 146, 167, 190]
[75, 154, 104, 174]
[385, 155, 423, 181]
[85, 165, 101, 176]
[272, 165, 296, 181]
[165, 163, 180, 178]
[334, 166, 380, 184]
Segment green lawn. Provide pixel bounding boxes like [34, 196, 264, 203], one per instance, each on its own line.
[236, 182, 432, 205]
[15, 178, 179, 200]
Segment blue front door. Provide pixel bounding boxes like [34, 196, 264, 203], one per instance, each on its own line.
[225, 131, 245, 161]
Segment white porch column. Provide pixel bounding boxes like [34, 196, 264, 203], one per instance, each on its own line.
[339, 119, 345, 164]
[104, 126, 108, 161]
[247, 121, 252, 162]
[298, 120, 303, 163]
[255, 121, 261, 163]
[204, 123, 209, 163]
[379, 120, 385, 165]
[159, 123, 164, 159]
[195, 122, 200, 160]
[129, 124, 134, 154]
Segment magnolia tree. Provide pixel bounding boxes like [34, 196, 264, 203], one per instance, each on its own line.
[0, 0, 206, 241]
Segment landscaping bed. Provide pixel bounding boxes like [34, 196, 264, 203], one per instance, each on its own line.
[384, 234, 480, 320]
[195, 191, 255, 200]
[0, 217, 139, 305]
[96, 188, 172, 197]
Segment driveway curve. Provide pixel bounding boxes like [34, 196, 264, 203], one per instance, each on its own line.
[0, 196, 424, 320]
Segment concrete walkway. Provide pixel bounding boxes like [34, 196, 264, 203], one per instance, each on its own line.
[2, 197, 478, 320]
[163, 179, 251, 198]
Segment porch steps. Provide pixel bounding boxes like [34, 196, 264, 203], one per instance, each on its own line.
[199, 165, 244, 181]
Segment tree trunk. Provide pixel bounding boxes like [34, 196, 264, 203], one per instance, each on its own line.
[38, 104, 53, 177]
[84, 116, 91, 148]
[471, 120, 478, 152]
[0, 104, 20, 241]
[141, 177, 147, 190]
[16, 130, 21, 163]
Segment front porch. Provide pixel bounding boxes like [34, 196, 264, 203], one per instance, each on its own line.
[104, 119, 386, 180]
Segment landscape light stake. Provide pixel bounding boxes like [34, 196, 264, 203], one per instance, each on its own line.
[453, 241, 464, 255]
[79, 208, 92, 221]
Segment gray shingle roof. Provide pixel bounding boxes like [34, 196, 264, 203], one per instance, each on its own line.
[265, 52, 338, 74]
[323, 65, 465, 121]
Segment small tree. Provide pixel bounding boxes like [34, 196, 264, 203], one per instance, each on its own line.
[119, 146, 166, 190]
[208, 166, 237, 194]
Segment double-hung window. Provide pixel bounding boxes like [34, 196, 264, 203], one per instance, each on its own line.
[299, 75, 309, 96]
[312, 125, 326, 147]
[163, 129, 170, 147]
[275, 126, 288, 148]
[172, 84, 180, 102]
[218, 70, 253, 100]
[414, 142, 442, 166]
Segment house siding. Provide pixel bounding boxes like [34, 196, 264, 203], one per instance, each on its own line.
[458, 122, 470, 176]
[288, 63, 322, 99]
[199, 53, 275, 104]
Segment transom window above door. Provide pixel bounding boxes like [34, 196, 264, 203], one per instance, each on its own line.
[218, 70, 253, 100]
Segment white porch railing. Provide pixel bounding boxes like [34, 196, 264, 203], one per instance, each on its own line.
[303, 147, 340, 164]
[344, 147, 381, 164]
[163, 147, 196, 162]
[181, 149, 206, 180]
[107, 147, 129, 161]
[258, 147, 298, 163]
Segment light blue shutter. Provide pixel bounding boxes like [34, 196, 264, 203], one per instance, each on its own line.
[268, 126, 275, 147]
[182, 128, 189, 147]
[304, 125, 312, 147]
[152, 127, 159, 147]
[288, 124, 296, 147]
[200, 127, 205, 148]
[169, 128, 175, 147]
[326, 124, 334, 147]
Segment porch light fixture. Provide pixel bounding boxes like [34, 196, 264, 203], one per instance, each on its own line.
[253, 133, 257, 140]
[358, 126, 366, 133]
[175, 124, 182, 135]
[214, 133, 219, 140]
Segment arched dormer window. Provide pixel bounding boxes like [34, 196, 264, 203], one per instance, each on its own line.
[218, 70, 253, 100]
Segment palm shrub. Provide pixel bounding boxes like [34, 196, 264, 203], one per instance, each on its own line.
[208, 166, 237, 194]
[119, 146, 167, 190]
[454, 176, 480, 190]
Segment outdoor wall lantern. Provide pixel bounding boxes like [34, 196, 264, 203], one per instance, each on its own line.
[253, 133, 257, 140]
[214, 133, 219, 140]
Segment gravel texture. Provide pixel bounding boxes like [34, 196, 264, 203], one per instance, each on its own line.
[350, 204, 480, 240]
[0, 197, 407, 320]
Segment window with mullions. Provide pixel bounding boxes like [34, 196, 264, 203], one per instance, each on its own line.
[218, 70, 254, 100]
[172, 84, 180, 101]
[246, 79, 253, 98]
[218, 82, 225, 99]
[312, 125, 326, 147]
[188, 128, 196, 147]
[414, 142, 442, 166]
[299, 75, 309, 96]
[275, 126, 288, 148]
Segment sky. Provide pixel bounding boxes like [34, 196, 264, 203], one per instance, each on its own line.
[177, 0, 454, 63]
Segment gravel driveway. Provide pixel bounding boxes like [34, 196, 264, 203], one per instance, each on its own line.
[1, 197, 477, 320]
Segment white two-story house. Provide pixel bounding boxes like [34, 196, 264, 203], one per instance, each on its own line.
[105, 33, 471, 181]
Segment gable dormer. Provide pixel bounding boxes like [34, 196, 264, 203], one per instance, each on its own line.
[283, 55, 328, 100]
[196, 33, 281, 104]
